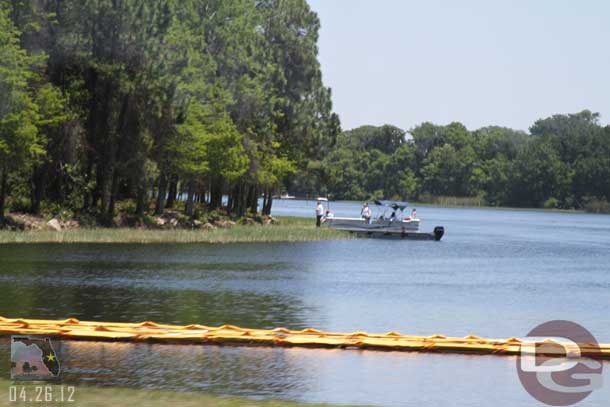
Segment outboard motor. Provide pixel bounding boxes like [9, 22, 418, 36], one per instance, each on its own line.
[433, 226, 444, 241]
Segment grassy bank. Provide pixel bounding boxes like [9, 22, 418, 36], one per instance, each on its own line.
[0, 217, 350, 244]
[0, 379, 365, 407]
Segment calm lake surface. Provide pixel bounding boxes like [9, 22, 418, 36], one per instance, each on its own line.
[1, 200, 610, 406]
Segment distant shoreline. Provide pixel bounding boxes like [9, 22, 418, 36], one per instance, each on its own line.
[408, 202, 585, 214]
[282, 198, 589, 214]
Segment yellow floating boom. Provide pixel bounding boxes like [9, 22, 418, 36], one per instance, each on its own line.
[1, 316, 608, 359]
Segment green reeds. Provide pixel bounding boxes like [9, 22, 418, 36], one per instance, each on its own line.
[0, 217, 350, 244]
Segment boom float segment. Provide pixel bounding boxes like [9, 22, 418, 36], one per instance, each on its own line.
[1, 317, 608, 359]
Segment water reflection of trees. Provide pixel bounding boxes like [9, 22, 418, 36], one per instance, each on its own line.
[1, 283, 309, 329]
[0, 246, 309, 330]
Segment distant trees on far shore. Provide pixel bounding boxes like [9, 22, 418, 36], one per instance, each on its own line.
[309, 111, 610, 213]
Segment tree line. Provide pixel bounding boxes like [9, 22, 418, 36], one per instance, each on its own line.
[314, 110, 610, 212]
[0, 0, 339, 224]
[2, 1, 609, 225]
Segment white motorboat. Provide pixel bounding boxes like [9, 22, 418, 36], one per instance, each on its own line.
[326, 200, 444, 241]
[274, 192, 296, 199]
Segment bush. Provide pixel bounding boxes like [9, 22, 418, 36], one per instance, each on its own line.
[368, 190, 384, 201]
[142, 214, 158, 227]
[40, 201, 76, 221]
[75, 212, 98, 228]
[582, 196, 610, 213]
[543, 197, 559, 209]
[116, 200, 137, 215]
[7, 196, 30, 213]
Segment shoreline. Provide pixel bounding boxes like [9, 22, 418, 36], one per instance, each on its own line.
[277, 197, 596, 214]
[300, 199, 590, 214]
[0, 216, 350, 245]
[1, 201, 603, 245]
[408, 202, 586, 214]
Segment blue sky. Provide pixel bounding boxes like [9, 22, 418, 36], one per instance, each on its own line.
[307, 0, 610, 132]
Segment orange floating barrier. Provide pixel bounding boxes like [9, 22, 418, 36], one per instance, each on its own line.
[1, 316, 609, 359]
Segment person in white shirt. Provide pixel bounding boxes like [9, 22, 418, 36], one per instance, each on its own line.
[410, 208, 417, 219]
[315, 200, 324, 227]
[361, 202, 372, 223]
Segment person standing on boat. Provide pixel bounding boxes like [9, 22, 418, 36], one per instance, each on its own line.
[410, 208, 417, 219]
[361, 202, 372, 223]
[315, 200, 324, 227]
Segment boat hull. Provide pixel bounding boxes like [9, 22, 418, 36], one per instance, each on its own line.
[326, 217, 444, 241]
[326, 217, 420, 232]
[352, 226, 444, 241]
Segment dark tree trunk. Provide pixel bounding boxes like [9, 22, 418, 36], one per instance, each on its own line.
[229, 184, 238, 216]
[85, 68, 100, 212]
[263, 189, 273, 216]
[185, 180, 195, 217]
[198, 183, 206, 204]
[233, 182, 248, 217]
[135, 184, 146, 216]
[30, 165, 45, 214]
[0, 166, 7, 223]
[233, 184, 241, 217]
[209, 176, 223, 209]
[155, 170, 167, 215]
[107, 169, 119, 219]
[96, 80, 116, 215]
[82, 162, 92, 211]
[166, 175, 177, 208]
[100, 150, 115, 216]
[93, 163, 103, 210]
[248, 185, 258, 214]
[239, 184, 248, 217]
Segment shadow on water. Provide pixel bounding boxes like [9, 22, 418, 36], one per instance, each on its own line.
[0, 244, 312, 329]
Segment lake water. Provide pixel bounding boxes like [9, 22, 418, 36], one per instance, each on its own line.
[1, 200, 610, 406]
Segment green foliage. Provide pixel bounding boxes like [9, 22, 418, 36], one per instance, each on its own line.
[340, 125, 406, 154]
[582, 196, 610, 214]
[508, 136, 572, 207]
[318, 114, 610, 212]
[0, 0, 338, 221]
[543, 197, 559, 209]
[1, 0, 608, 218]
[0, 6, 41, 164]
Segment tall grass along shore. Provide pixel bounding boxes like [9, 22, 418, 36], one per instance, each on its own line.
[0, 217, 349, 245]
